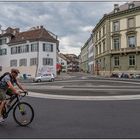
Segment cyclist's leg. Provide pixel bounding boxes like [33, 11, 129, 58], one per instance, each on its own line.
[6, 90, 15, 107]
[0, 90, 6, 122]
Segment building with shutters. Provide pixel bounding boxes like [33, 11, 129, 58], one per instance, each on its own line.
[0, 26, 59, 77]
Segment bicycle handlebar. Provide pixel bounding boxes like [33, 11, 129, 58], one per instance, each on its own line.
[19, 91, 28, 97]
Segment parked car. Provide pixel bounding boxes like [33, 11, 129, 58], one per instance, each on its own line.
[134, 74, 140, 79]
[120, 73, 130, 78]
[33, 73, 55, 82]
[110, 73, 119, 78]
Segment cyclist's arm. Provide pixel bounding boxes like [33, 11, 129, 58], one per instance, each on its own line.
[7, 81, 19, 95]
[16, 80, 26, 92]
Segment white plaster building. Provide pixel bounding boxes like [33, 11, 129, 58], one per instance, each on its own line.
[0, 26, 59, 77]
[57, 53, 68, 72]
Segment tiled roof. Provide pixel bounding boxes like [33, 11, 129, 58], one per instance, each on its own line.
[109, 1, 140, 15]
[8, 27, 59, 45]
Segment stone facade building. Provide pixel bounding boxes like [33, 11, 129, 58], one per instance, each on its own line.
[92, 1, 140, 76]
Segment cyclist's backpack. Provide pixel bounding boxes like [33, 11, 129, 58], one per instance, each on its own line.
[0, 72, 11, 81]
[0, 72, 14, 96]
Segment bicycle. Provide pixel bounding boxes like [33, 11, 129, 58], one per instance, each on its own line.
[1, 91, 34, 126]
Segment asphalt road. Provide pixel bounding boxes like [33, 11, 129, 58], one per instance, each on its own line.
[1, 96, 140, 138]
[25, 78, 140, 96]
[1, 77, 140, 138]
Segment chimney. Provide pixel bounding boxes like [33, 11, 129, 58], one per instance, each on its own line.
[40, 25, 43, 29]
[15, 28, 20, 34]
[114, 4, 119, 13]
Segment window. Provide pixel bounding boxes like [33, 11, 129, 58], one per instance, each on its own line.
[113, 38, 120, 50]
[10, 60, 17, 67]
[31, 43, 39, 52]
[96, 32, 98, 41]
[113, 21, 119, 32]
[0, 38, 7, 45]
[103, 26, 105, 36]
[19, 59, 27, 66]
[0, 49, 7, 55]
[129, 55, 135, 66]
[128, 18, 135, 28]
[99, 30, 101, 39]
[21, 45, 29, 53]
[99, 43, 101, 54]
[11, 47, 17, 54]
[43, 58, 53, 66]
[43, 43, 53, 52]
[128, 36, 136, 48]
[11, 45, 29, 54]
[30, 58, 38, 66]
[95, 45, 98, 55]
[114, 56, 119, 66]
[103, 58, 105, 68]
[18, 46, 22, 53]
[103, 40, 106, 52]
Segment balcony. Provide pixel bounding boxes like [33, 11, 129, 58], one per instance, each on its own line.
[95, 47, 140, 58]
[110, 47, 140, 54]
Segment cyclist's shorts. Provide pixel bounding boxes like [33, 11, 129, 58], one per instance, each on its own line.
[6, 89, 13, 96]
[0, 89, 6, 101]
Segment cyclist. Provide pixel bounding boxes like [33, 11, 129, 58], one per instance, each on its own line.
[0, 68, 26, 122]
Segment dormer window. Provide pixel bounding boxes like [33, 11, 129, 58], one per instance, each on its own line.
[114, 4, 119, 13]
[129, 3, 135, 9]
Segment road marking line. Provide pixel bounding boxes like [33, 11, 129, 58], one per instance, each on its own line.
[28, 92, 140, 101]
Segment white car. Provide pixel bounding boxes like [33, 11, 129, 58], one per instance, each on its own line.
[33, 73, 55, 82]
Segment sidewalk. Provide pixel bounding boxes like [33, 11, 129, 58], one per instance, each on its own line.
[55, 72, 76, 81]
[19, 72, 140, 83]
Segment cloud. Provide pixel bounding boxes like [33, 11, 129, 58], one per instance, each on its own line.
[79, 25, 95, 32]
[0, 1, 125, 55]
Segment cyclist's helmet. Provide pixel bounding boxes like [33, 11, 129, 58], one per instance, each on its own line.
[11, 68, 20, 74]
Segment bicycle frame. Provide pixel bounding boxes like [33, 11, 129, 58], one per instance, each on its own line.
[3, 96, 21, 119]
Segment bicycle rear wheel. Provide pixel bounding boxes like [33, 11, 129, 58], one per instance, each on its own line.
[13, 102, 34, 126]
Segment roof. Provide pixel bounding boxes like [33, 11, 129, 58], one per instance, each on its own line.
[92, 1, 140, 33]
[109, 1, 140, 15]
[58, 53, 68, 61]
[8, 27, 59, 45]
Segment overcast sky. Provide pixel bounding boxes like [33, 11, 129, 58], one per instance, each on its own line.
[0, 0, 128, 55]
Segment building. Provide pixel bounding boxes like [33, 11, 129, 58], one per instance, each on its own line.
[0, 26, 59, 77]
[80, 40, 88, 73]
[88, 34, 95, 74]
[92, 1, 140, 76]
[65, 54, 79, 72]
[57, 53, 68, 72]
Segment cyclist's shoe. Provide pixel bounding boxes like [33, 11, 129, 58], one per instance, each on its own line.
[0, 117, 5, 123]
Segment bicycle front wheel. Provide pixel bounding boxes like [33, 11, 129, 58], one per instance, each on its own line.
[13, 102, 34, 126]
